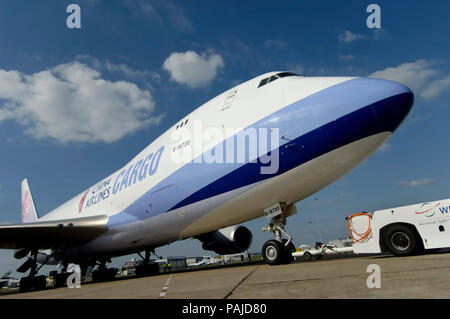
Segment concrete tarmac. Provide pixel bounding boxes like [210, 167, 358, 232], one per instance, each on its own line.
[1, 252, 449, 299]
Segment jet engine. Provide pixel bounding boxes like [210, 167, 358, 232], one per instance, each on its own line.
[196, 225, 253, 255]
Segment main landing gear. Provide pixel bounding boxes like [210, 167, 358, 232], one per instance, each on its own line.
[92, 259, 117, 283]
[54, 263, 70, 288]
[262, 203, 296, 265]
[135, 249, 160, 277]
[19, 250, 47, 292]
[54, 262, 88, 288]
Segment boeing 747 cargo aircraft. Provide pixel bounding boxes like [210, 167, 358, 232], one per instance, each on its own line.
[0, 71, 413, 291]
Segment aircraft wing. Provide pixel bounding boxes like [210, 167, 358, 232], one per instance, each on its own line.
[0, 215, 109, 249]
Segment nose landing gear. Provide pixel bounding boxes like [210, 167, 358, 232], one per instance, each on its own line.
[262, 202, 296, 265]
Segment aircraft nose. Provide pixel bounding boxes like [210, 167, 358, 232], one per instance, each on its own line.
[369, 78, 414, 132]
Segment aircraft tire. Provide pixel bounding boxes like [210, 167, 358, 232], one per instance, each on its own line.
[91, 270, 100, 282]
[281, 239, 295, 264]
[262, 240, 283, 265]
[19, 277, 32, 292]
[19, 275, 46, 292]
[54, 273, 69, 287]
[108, 268, 117, 280]
[33, 275, 47, 290]
[92, 268, 116, 282]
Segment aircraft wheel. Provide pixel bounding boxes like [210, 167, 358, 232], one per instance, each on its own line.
[54, 273, 69, 288]
[92, 268, 116, 282]
[33, 275, 47, 290]
[19, 275, 46, 292]
[281, 239, 295, 264]
[262, 240, 283, 265]
[91, 270, 100, 282]
[108, 268, 117, 280]
[19, 277, 32, 292]
[92, 270, 103, 282]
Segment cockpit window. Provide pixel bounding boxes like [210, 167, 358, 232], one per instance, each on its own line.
[258, 72, 298, 88]
[268, 75, 278, 83]
[257, 78, 269, 88]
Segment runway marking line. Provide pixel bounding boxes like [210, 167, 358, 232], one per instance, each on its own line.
[159, 275, 172, 299]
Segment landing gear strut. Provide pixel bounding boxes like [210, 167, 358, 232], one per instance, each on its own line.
[135, 249, 160, 277]
[91, 259, 117, 283]
[262, 203, 296, 265]
[19, 250, 47, 292]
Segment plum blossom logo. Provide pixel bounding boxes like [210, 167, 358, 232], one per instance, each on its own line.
[22, 190, 32, 221]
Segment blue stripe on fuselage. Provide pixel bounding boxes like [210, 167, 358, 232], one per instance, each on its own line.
[107, 78, 412, 227]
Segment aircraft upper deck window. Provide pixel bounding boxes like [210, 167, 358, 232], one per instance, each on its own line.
[276, 72, 298, 78]
[176, 119, 189, 129]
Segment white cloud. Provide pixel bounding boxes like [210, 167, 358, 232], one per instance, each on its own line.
[370, 59, 450, 99]
[370, 59, 436, 93]
[163, 50, 224, 88]
[396, 178, 434, 187]
[338, 30, 364, 43]
[0, 62, 162, 144]
[421, 75, 450, 99]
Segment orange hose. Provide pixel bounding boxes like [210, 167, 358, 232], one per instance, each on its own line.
[347, 212, 372, 243]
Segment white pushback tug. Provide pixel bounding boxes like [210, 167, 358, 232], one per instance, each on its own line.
[347, 198, 450, 256]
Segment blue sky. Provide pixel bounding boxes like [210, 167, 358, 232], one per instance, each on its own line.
[0, 0, 449, 273]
